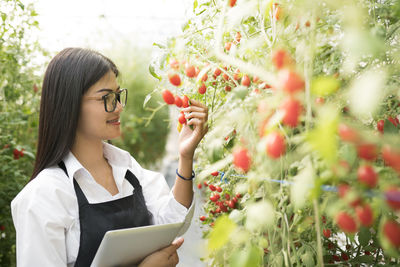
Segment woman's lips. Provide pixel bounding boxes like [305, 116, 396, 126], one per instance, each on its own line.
[107, 118, 120, 125]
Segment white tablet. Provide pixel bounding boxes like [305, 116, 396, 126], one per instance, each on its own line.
[91, 222, 185, 267]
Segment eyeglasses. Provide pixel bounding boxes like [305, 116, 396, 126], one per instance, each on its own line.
[85, 88, 128, 113]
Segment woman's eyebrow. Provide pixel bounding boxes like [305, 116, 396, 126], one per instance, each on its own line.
[96, 86, 120, 93]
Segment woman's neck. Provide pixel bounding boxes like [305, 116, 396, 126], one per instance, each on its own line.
[71, 135, 107, 170]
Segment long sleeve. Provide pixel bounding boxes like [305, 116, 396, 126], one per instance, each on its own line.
[11, 175, 75, 267]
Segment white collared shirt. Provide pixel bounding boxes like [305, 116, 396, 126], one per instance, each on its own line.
[11, 142, 194, 267]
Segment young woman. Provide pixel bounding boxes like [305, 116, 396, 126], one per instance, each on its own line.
[11, 48, 208, 267]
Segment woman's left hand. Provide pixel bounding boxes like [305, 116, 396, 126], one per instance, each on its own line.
[178, 99, 208, 160]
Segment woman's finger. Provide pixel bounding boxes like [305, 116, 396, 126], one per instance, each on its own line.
[185, 112, 207, 120]
[188, 98, 207, 109]
[182, 105, 207, 114]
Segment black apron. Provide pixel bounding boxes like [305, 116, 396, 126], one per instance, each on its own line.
[58, 161, 152, 267]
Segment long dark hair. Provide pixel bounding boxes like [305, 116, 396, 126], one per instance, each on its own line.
[30, 48, 119, 180]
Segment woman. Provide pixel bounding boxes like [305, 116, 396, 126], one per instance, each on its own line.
[11, 48, 208, 266]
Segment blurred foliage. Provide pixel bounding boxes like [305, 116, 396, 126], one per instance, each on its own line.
[0, 0, 44, 265]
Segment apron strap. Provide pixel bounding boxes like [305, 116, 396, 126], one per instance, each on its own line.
[57, 161, 90, 205]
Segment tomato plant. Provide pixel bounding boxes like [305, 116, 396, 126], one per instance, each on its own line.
[148, 0, 400, 265]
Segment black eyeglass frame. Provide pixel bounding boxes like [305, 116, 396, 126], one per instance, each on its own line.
[86, 88, 128, 113]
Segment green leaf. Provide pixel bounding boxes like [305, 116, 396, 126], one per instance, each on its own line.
[229, 246, 262, 267]
[358, 227, 371, 247]
[383, 118, 399, 134]
[148, 64, 161, 81]
[311, 76, 340, 96]
[300, 250, 315, 267]
[193, 0, 198, 11]
[182, 20, 191, 32]
[152, 42, 165, 49]
[306, 106, 339, 164]
[1, 13, 6, 22]
[353, 255, 375, 263]
[207, 215, 237, 251]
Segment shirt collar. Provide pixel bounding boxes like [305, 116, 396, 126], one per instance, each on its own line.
[62, 141, 133, 180]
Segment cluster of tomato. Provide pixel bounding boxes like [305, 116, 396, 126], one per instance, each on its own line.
[230, 49, 305, 174]
[330, 123, 400, 249]
[3, 144, 24, 160]
[197, 171, 242, 227]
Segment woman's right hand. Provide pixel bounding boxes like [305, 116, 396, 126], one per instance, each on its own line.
[138, 237, 184, 267]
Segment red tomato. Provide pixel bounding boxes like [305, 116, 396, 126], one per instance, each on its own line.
[197, 183, 202, 189]
[214, 67, 222, 77]
[33, 84, 38, 93]
[337, 184, 350, 198]
[174, 96, 183, 107]
[341, 252, 349, 261]
[384, 186, 400, 211]
[252, 76, 259, 83]
[338, 124, 359, 143]
[236, 193, 242, 198]
[201, 73, 208, 82]
[272, 49, 288, 69]
[323, 229, 331, 238]
[235, 32, 241, 43]
[162, 90, 175, 105]
[280, 97, 302, 127]
[198, 83, 207, 94]
[232, 196, 238, 203]
[305, 20, 311, 27]
[357, 165, 378, 188]
[210, 194, 218, 202]
[216, 186, 222, 192]
[356, 204, 373, 227]
[357, 143, 378, 161]
[211, 171, 219, 176]
[224, 193, 230, 200]
[199, 216, 206, 221]
[377, 119, 384, 133]
[209, 184, 216, 191]
[388, 116, 399, 127]
[241, 75, 251, 87]
[178, 113, 187, 124]
[382, 145, 400, 174]
[228, 0, 236, 7]
[265, 131, 286, 158]
[233, 69, 241, 81]
[279, 70, 305, 94]
[336, 212, 358, 233]
[168, 72, 181, 86]
[225, 42, 232, 51]
[383, 220, 400, 248]
[228, 200, 236, 209]
[182, 95, 190, 108]
[233, 147, 251, 173]
[13, 148, 20, 160]
[185, 64, 196, 78]
[203, 181, 208, 186]
[223, 73, 229, 81]
[225, 85, 231, 92]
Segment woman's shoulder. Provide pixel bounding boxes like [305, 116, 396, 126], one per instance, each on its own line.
[11, 165, 74, 212]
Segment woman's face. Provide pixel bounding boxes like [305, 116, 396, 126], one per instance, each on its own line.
[76, 70, 123, 142]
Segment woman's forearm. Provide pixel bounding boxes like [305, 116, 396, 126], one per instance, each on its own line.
[172, 156, 194, 208]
